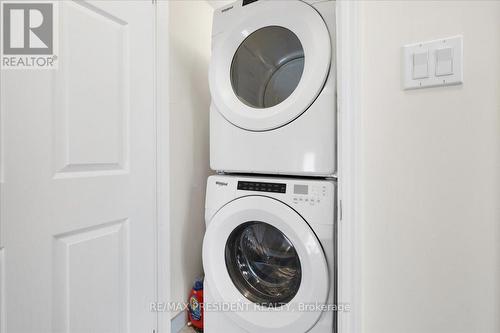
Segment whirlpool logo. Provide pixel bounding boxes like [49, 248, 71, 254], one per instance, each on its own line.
[1, 1, 58, 69]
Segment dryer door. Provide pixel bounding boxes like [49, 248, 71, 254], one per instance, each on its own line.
[203, 196, 329, 333]
[209, 0, 331, 131]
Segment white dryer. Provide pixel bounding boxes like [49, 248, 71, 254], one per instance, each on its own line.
[203, 175, 336, 333]
[209, 0, 337, 177]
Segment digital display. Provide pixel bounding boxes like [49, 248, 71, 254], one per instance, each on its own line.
[237, 181, 286, 194]
[294, 184, 309, 195]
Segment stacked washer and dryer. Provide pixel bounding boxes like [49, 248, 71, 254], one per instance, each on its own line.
[203, 0, 337, 332]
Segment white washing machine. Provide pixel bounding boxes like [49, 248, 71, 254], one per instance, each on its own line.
[203, 175, 336, 333]
[209, 0, 337, 177]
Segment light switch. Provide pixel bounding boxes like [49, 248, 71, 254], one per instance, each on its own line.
[412, 51, 429, 79]
[403, 35, 463, 89]
[435, 47, 453, 76]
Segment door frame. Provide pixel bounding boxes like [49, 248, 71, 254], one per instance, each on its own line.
[155, 1, 170, 333]
[336, 1, 362, 333]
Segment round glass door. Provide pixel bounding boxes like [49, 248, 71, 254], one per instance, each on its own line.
[208, 0, 331, 131]
[203, 195, 330, 332]
[230, 26, 305, 109]
[225, 221, 301, 307]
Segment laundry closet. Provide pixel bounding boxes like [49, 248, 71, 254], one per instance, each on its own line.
[157, 1, 500, 332]
[202, 1, 338, 332]
[169, 1, 339, 331]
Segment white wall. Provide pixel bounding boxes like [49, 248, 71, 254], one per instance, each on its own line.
[358, 1, 500, 332]
[169, 0, 213, 319]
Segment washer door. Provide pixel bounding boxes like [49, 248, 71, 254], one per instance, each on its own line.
[209, 1, 331, 131]
[203, 196, 329, 333]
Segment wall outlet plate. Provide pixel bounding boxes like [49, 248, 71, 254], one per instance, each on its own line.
[403, 35, 463, 90]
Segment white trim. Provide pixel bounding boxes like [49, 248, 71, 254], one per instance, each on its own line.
[156, 1, 171, 333]
[336, 1, 362, 333]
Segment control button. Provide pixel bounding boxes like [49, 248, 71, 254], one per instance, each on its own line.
[435, 47, 453, 76]
[412, 51, 429, 79]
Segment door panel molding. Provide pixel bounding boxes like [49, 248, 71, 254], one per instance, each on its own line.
[53, 1, 130, 178]
[53, 219, 130, 333]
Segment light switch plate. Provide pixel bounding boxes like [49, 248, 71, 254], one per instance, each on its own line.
[403, 35, 463, 90]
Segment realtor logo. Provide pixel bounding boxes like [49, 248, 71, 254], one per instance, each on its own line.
[1, 1, 58, 69]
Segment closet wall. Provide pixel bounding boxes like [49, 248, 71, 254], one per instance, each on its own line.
[169, 0, 213, 320]
[358, 2, 500, 332]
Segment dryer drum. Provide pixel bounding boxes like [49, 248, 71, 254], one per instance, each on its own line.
[230, 26, 305, 109]
[224, 221, 302, 307]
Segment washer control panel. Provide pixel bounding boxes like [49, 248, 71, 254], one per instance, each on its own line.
[237, 181, 287, 194]
[292, 184, 328, 206]
[231, 177, 334, 210]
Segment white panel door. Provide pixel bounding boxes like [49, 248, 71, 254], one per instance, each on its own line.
[0, 1, 157, 333]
